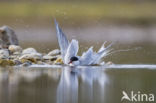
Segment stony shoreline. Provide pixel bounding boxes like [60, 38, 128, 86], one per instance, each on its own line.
[0, 45, 63, 66]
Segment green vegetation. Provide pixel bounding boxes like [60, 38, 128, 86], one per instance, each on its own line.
[0, 2, 156, 24]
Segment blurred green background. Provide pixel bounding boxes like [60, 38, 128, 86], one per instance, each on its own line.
[0, 1, 156, 25]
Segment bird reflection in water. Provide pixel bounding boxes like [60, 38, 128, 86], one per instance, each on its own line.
[57, 67, 79, 103]
[57, 66, 109, 103]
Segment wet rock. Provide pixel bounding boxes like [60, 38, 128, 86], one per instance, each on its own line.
[20, 61, 32, 67]
[47, 49, 60, 56]
[12, 52, 21, 55]
[53, 57, 63, 65]
[44, 61, 53, 65]
[22, 48, 37, 54]
[0, 26, 19, 48]
[43, 55, 58, 61]
[0, 59, 15, 66]
[8, 45, 22, 54]
[9, 55, 19, 59]
[0, 49, 9, 59]
[19, 53, 42, 63]
[37, 61, 46, 65]
[19, 59, 31, 64]
[13, 60, 22, 65]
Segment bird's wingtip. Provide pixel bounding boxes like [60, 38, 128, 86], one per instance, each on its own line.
[103, 41, 107, 46]
[54, 18, 58, 25]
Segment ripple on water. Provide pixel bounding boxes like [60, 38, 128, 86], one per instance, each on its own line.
[28, 64, 156, 70]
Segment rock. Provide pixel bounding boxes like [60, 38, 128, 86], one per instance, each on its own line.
[47, 49, 60, 56]
[8, 45, 22, 53]
[0, 59, 15, 66]
[36, 61, 46, 65]
[44, 61, 52, 65]
[19, 59, 31, 64]
[53, 57, 63, 65]
[12, 52, 21, 55]
[13, 60, 22, 65]
[0, 26, 19, 48]
[20, 61, 32, 67]
[0, 49, 9, 59]
[43, 55, 58, 61]
[9, 55, 20, 59]
[19, 53, 42, 63]
[22, 48, 37, 54]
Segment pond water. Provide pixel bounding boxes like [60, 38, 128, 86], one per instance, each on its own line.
[0, 65, 156, 103]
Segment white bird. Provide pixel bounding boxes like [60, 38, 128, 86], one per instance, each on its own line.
[54, 20, 113, 66]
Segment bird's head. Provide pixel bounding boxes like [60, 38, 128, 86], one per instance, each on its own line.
[68, 56, 79, 66]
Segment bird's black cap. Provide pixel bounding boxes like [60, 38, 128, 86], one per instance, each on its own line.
[70, 56, 78, 61]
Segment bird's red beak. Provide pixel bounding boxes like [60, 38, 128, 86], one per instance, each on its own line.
[68, 61, 72, 64]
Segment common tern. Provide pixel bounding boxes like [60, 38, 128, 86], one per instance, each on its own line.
[54, 20, 113, 66]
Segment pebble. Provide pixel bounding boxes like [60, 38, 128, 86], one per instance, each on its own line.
[0, 59, 15, 66]
[13, 60, 22, 65]
[37, 61, 46, 65]
[20, 61, 32, 67]
[53, 57, 63, 65]
[22, 48, 37, 54]
[0, 49, 9, 59]
[43, 55, 58, 61]
[8, 45, 22, 53]
[19, 53, 42, 63]
[47, 49, 60, 56]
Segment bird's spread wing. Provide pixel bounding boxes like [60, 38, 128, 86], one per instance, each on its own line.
[54, 20, 69, 62]
[79, 47, 95, 65]
[98, 41, 107, 53]
[64, 39, 79, 64]
[80, 42, 113, 65]
[91, 42, 114, 64]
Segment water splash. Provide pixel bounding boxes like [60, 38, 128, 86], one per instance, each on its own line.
[106, 47, 142, 56]
[29, 64, 156, 69]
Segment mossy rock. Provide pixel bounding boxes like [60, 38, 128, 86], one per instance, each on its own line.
[53, 57, 63, 65]
[0, 59, 15, 66]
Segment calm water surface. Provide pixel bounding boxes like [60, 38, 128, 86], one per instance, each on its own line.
[0, 65, 156, 103]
